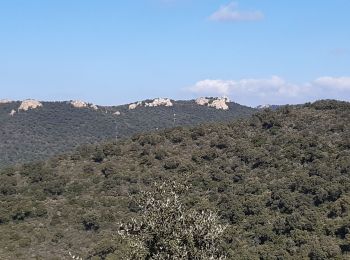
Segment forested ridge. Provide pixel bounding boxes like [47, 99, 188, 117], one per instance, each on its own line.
[0, 100, 255, 167]
[0, 100, 349, 259]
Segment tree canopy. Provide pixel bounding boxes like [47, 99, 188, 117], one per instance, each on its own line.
[0, 100, 349, 259]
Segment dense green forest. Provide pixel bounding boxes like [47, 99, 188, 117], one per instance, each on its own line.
[0, 100, 349, 259]
[0, 100, 255, 167]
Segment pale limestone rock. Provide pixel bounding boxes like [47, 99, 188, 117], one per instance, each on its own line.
[70, 100, 98, 110]
[0, 99, 12, 104]
[18, 99, 43, 111]
[129, 103, 137, 110]
[70, 100, 88, 108]
[129, 101, 142, 110]
[208, 98, 229, 110]
[195, 97, 209, 106]
[196, 97, 230, 110]
[256, 104, 271, 109]
[90, 104, 98, 110]
[129, 99, 173, 110]
[114, 111, 121, 115]
[145, 98, 173, 107]
[9, 109, 16, 116]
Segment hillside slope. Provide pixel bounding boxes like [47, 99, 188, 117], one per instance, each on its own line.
[0, 100, 349, 259]
[0, 99, 255, 167]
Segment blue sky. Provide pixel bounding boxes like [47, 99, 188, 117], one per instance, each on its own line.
[0, 0, 349, 106]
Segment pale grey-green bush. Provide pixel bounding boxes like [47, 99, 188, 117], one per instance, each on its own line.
[118, 181, 227, 259]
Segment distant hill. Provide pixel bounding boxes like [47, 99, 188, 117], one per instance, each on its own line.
[0, 98, 255, 167]
[0, 100, 349, 259]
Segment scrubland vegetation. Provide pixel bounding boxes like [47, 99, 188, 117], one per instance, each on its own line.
[0, 100, 349, 259]
[0, 100, 254, 167]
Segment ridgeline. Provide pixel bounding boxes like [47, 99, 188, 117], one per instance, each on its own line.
[0, 99, 255, 167]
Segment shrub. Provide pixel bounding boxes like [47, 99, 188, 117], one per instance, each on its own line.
[118, 181, 227, 259]
[154, 149, 168, 160]
[18, 237, 31, 248]
[43, 179, 66, 196]
[163, 159, 180, 170]
[92, 148, 105, 163]
[83, 163, 95, 174]
[102, 143, 122, 157]
[101, 162, 116, 178]
[81, 213, 100, 231]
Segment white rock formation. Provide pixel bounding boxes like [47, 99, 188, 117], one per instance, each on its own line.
[9, 109, 16, 116]
[18, 99, 43, 111]
[70, 100, 98, 110]
[256, 104, 271, 109]
[195, 97, 230, 110]
[145, 98, 173, 107]
[129, 101, 142, 110]
[114, 111, 121, 115]
[90, 104, 98, 110]
[129, 98, 173, 110]
[195, 97, 209, 106]
[70, 100, 88, 108]
[129, 104, 137, 110]
[0, 99, 12, 104]
[208, 97, 230, 110]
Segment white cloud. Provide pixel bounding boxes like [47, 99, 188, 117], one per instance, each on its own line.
[209, 2, 264, 22]
[314, 77, 350, 91]
[190, 76, 308, 98]
[189, 76, 350, 106]
[190, 79, 232, 95]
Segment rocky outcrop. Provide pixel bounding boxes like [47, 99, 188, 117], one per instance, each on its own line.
[9, 109, 16, 116]
[145, 98, 173, 107]
[256, 104, 271, 109]
[129, 98, 173, 110]
[70, 100, 98, 110]
[70, 100, 88, 108]
[129, 101, 142, 110]
[195, 97, 230, 110]
[208, 97, 230, 110]
[195, 97, 210, 106]
[18, 99, 43, 111]
[114, 111, 121, 116]
[90, 104, 98, 110]
[0, 99, 12, 104]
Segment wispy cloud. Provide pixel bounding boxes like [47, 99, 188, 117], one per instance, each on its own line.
[314, 76, 350, 91]
[209, 2, 264, 22]
[189, 76, 350, 106]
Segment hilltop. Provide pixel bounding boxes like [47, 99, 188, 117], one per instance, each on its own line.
[0, 97, 255, 167]
[0, 100, 349, 259]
